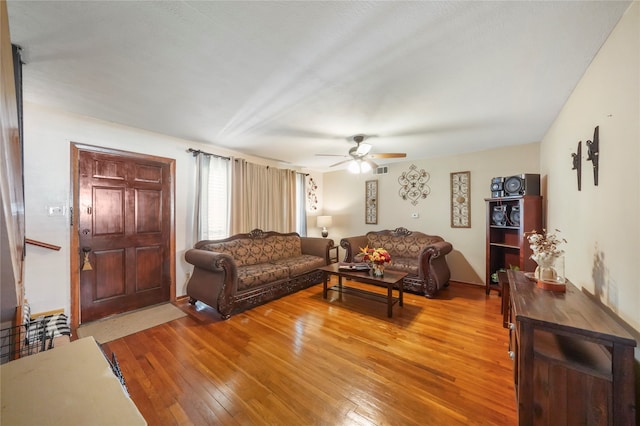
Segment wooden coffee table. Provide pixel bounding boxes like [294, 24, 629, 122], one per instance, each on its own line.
[319, 263, 407, 318]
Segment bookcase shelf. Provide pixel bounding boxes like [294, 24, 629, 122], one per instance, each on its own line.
[485, 196, 542, 295]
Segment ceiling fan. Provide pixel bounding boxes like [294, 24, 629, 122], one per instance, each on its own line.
[317, 134, 407, 173]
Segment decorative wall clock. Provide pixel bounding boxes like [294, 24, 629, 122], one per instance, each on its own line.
[450, 171, 471, 228]
[365, 180, 378, 224]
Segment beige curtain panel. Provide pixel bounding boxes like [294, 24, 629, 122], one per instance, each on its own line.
[230, 159, 297, 234]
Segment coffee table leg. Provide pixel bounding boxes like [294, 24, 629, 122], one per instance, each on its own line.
[399, 282, 403, 307]
[323, 272, 328, 299]
[387, 284, 393, 317]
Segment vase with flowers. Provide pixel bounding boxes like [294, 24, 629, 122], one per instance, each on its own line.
[359, 246, 391, 278]
[526, 228, 567, 290]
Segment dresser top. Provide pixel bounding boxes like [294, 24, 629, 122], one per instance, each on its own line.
[508, 269, 636, 346]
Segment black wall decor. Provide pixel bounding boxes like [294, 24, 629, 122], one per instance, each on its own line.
[571, 141, 582, 191]
[586, 126, 599, 186]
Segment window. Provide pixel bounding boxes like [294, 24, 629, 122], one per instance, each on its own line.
[195, 153, 229, 241]
[194, 152, 304, 239]
[295, 173, 307, 236]
[205, 156, 229, 239]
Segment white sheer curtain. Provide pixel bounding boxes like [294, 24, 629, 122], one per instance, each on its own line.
[193, 153, 230, 242]
[295, 173, 307, 236]
[230, 159, 297, 234]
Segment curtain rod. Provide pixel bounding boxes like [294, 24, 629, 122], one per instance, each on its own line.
[187, 148, 230, 160]
[189, 148, 308, 175]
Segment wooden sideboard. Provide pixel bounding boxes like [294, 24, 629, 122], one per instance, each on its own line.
[507, 270, 636, 425]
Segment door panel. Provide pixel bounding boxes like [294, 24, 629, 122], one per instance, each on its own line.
[78, 149, 173, 322]
[94, 187, 125, 235]
[136, 189, 162, 233]
[94, 249, 126, 299]
[135, 164, 162, 183]
[135, 246, 163, 292]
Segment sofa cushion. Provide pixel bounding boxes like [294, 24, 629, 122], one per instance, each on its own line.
[387, 256, 420, 276]
[199, 235, 303, 266]
[200, 239, 254, 267]
[272, 255, 326, 277]
[367, 233, 441, 258]
[262, 235, 303, 262]
[237, 263, 290, 290]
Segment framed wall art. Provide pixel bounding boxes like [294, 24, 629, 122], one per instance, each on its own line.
[398, 164, 430, 206]
[365, 179, 378, 224]
[450, 171, 471, 228]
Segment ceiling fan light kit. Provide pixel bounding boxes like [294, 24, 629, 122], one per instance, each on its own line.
[348, 159, 372, 174]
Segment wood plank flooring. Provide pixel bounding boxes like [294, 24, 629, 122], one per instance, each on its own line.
[101, 280, 517, 425]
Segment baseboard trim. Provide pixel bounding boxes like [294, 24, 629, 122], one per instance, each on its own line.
[449, 280, 484, 288]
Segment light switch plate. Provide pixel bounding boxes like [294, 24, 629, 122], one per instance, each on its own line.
[47, 205, 66, 216]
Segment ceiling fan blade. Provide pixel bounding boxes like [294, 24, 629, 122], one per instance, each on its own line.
[355, 143, 372, 156]
[368, 153, 407, 159]
[329, 159, 353, 167]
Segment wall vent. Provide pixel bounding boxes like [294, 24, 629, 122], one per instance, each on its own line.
[373, 166, 388, 175]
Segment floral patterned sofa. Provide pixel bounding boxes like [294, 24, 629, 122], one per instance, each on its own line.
[340, 227, 453, 298]
[185, 229, 332, 318]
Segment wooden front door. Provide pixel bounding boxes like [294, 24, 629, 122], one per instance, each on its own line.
[72, 145, 175, 323]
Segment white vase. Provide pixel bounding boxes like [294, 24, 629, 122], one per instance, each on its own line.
[371, 263, 385, 278]
[532, 253, 565, 284]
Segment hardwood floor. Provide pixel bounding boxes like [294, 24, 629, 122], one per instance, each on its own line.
[101, 280, 517, 425]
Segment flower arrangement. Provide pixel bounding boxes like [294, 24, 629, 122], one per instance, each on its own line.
[526, 228, 567, 289]
[359, 246, 392, 265]
[526, 228, 566, 260]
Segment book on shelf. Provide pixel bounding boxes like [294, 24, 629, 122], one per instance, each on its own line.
[338, 262, 370, 271]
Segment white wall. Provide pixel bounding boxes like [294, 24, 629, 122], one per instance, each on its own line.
[322, 143, 539, 285]
[540, 2, 639, 336]
[22, 103, 278, 315]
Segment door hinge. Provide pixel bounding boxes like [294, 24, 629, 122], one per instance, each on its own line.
[69, 206, 73, 226]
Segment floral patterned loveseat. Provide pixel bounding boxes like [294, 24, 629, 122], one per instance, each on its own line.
[340, 227, 453, 298]
[185, 229, 332, 319]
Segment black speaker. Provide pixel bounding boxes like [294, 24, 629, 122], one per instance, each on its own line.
[490, 177, 504, 198]
[490, 177, 504, 192]
[503, 174, 540, 196]
[492, 205, 507, 226]
[509, 206, 520, 226]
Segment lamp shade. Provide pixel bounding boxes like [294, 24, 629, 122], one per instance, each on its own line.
[316, 216, 332, 228]
[348, 159, 372, 174]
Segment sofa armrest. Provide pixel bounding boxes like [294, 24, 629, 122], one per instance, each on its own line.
[419, 241, 453, 295]
[420, 241, 453, 260]
[418, 241, 453, 273]
[340, 235, 369, 262]
[185, 249, 234, 272]
[300, 237, 334, 264]
[184, 249, 237, 319]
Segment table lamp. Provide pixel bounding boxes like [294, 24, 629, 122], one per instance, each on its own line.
[316, 215, 332, 238]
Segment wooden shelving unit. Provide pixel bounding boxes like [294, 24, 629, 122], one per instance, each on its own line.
[485, 196, 542, 294]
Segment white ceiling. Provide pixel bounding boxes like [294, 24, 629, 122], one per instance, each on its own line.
[7, 1, 631, 172]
